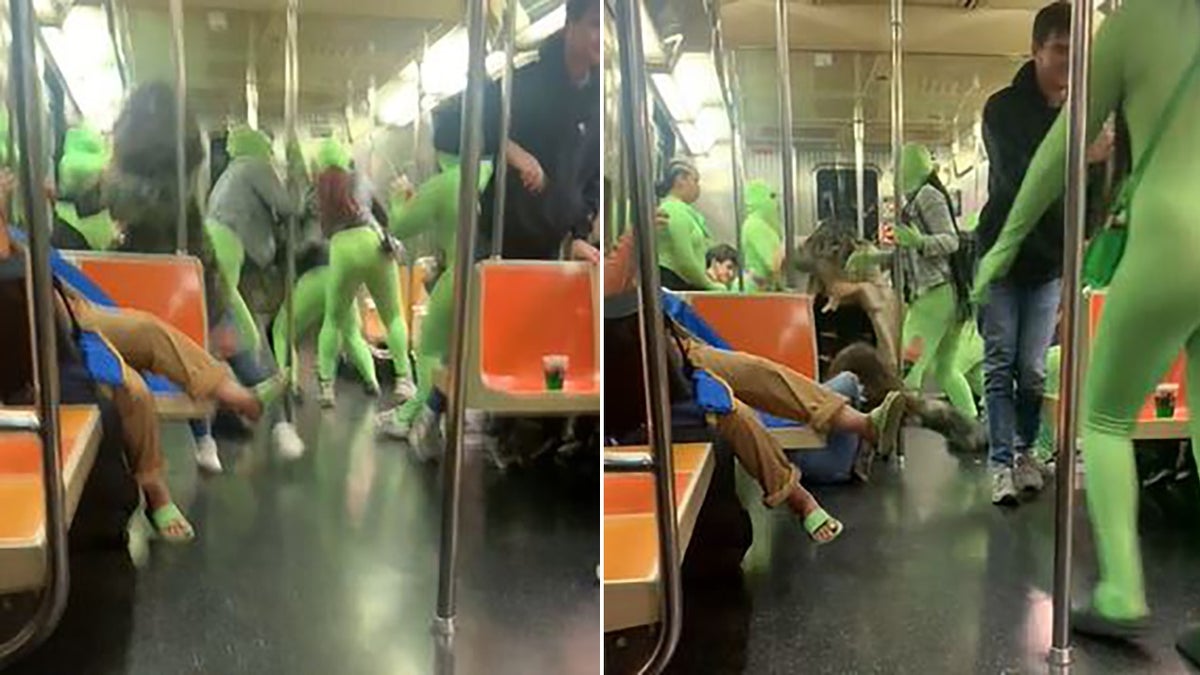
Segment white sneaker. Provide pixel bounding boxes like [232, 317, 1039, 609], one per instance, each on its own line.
[1013, 454, 1046, 492]
[409, 408, 444, 462]
[273, 421, 306, 460]
[318, 379, 336, 408]
[991, 466, 1019, 506]
[393, 378, 417, 402]
[194, 434, 223, 473]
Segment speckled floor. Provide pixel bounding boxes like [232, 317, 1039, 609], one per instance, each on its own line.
[608, 428, 1200, 674]
[3, 374, 600, 675]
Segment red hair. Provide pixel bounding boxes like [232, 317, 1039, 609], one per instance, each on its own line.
[316, 167, 360, 233]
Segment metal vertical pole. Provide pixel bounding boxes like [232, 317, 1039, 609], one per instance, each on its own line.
[616, 0, 683, 671]
[246, 18, 259, 130]
[283, 0, 299, 402]
[775, 0, 797, 289]
[888, 0, 905, 369]
[854, 100, 866, 240]
[168, 0, 187, 254]
[1049, 0, 1093, 666]
[0, 0, 68, 665]
[727, 52, 747, 292]
[490, 0, 517, 259]
[434, 0, 488, 636]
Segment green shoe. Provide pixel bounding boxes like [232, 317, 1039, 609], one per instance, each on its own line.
[802, 507, 844, 545]
[868, 391, 907, 458]
[149, 502, 195, 544]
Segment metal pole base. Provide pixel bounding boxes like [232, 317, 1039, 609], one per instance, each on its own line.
[431, 615, 456, 638]
[432, 623, 456, 675]
[1047, 645, 1073, 669]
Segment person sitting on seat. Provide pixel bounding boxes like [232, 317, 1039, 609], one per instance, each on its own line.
[605, 229, 907, 543]
[50, 126, 121, 252]
[655, 158, 724, 292]
[705, 243, 739, 290]
[0, 192, 286, 543]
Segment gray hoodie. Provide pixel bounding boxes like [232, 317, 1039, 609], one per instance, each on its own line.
[206, 157, 298, 268]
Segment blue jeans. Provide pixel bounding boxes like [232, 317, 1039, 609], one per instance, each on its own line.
[790, 372, 864, 484]
[978, 277, 1061, 468]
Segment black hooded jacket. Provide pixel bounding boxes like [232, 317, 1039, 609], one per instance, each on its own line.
[435, 31, 600, 260]
[977, 61, 1067, 285]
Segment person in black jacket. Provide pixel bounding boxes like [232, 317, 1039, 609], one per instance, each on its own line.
[435, 0, 601, 263]
[976, 1, 1113, 506]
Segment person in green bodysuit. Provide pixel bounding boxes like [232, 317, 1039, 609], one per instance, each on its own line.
[51, 126, 120, 251]
[893, 144, 976, 417]
[313, 138, 414, 408]
[375, 153, 492, 449]
[741, 179, 783, 292]
[205, 125, 298, 354]
[972, 0, 1200, 641]
[268, 247, 377, 393]
[656, 158, 724, 292]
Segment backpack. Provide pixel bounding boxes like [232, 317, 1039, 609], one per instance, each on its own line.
[905, 184, 974, 319]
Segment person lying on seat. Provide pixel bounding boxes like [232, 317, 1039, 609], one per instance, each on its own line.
[605, 230, 907, 543]
[0, 195, 286, 543]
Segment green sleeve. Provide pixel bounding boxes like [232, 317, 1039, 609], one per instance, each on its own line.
[389, 173, 449, 242]
[975, 6, 1127, 292]
[659, 201, 722, 290]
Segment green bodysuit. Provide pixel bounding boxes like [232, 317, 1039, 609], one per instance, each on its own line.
[314, 138, 411, 388]
[384, 155, 493, 428]
[896, 144, 977, 416]
[973, 0, 1200, 622]
[740, 180, 782, 292]
[657, 195, 723, 291]
[271, 265, 377, 388]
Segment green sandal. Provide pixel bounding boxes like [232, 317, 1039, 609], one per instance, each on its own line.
[802, 507, 844, 544]
[869, 391, 907, 458]
[149, 503, 195, 543]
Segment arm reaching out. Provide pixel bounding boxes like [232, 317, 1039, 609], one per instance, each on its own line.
[973, 5, 1128, 301]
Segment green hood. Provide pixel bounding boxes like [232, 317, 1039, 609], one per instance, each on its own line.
[899, 143, 935, 195]
[227, 125, 273, 160]
[744, 180, 780, 231]
[58, 126, 110, 199]
[315, 137, 351, 171]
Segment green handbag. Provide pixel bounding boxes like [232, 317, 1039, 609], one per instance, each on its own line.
[1083, 47, 1200, 289]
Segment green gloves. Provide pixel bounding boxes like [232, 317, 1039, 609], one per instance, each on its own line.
[843, 244, 891, 276]
[893, 224, 924, 249]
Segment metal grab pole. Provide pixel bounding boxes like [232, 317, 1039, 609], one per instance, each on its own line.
[168, 0, 187, 254]
[434, 0, 488, 636]
[774, 0, 798, 289]
[0, 0, 69, 666]
[246, 17, 259, 131]
[704, 0, 746, 291]
[489, 0, 517, 259]
[283, 0, 299, 403]
[854, 100, 866, 240]
[888, 0, 905, 370]
[1049, 0, 1093, 666]
[615, 0, 683, 672]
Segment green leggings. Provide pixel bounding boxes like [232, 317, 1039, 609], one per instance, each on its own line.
[271, 266, 377, 387]
[1082, 222, 1200, 620]
[903, 284, 978, 416]
[319, 227, 411, 381]
[206, 219, 262, 353]
[390, 271, 453, 426]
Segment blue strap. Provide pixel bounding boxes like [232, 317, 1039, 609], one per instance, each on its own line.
[660, 291, 731, 350]
[10, 227, 181, 394]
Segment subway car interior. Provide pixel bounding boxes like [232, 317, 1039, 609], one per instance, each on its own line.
[0, 0, 599, 673]
[603, 0, 1200, 672]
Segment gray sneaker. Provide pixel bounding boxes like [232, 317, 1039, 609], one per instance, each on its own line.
[991, 466, 1019, 506]
[1013, 454, 1046, 492]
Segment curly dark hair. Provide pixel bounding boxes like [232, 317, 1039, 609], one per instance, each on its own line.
[111, 81, 204, 178]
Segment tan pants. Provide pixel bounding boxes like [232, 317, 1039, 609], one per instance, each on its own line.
[71, 298, 229, 485]
[684, 340, 848, 508]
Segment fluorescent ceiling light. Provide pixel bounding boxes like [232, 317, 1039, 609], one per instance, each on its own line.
[651, 72, 693, 123]
[673, 53, 723, 112]
[695, 106, 730, 143]
[41, 7, 122, 130]
[678, 122, 715, 157]
[520, 6, 564, 46]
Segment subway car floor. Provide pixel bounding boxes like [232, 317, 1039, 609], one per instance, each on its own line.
[650, 428, 1200, 674]
[6, 372, 601, 675]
